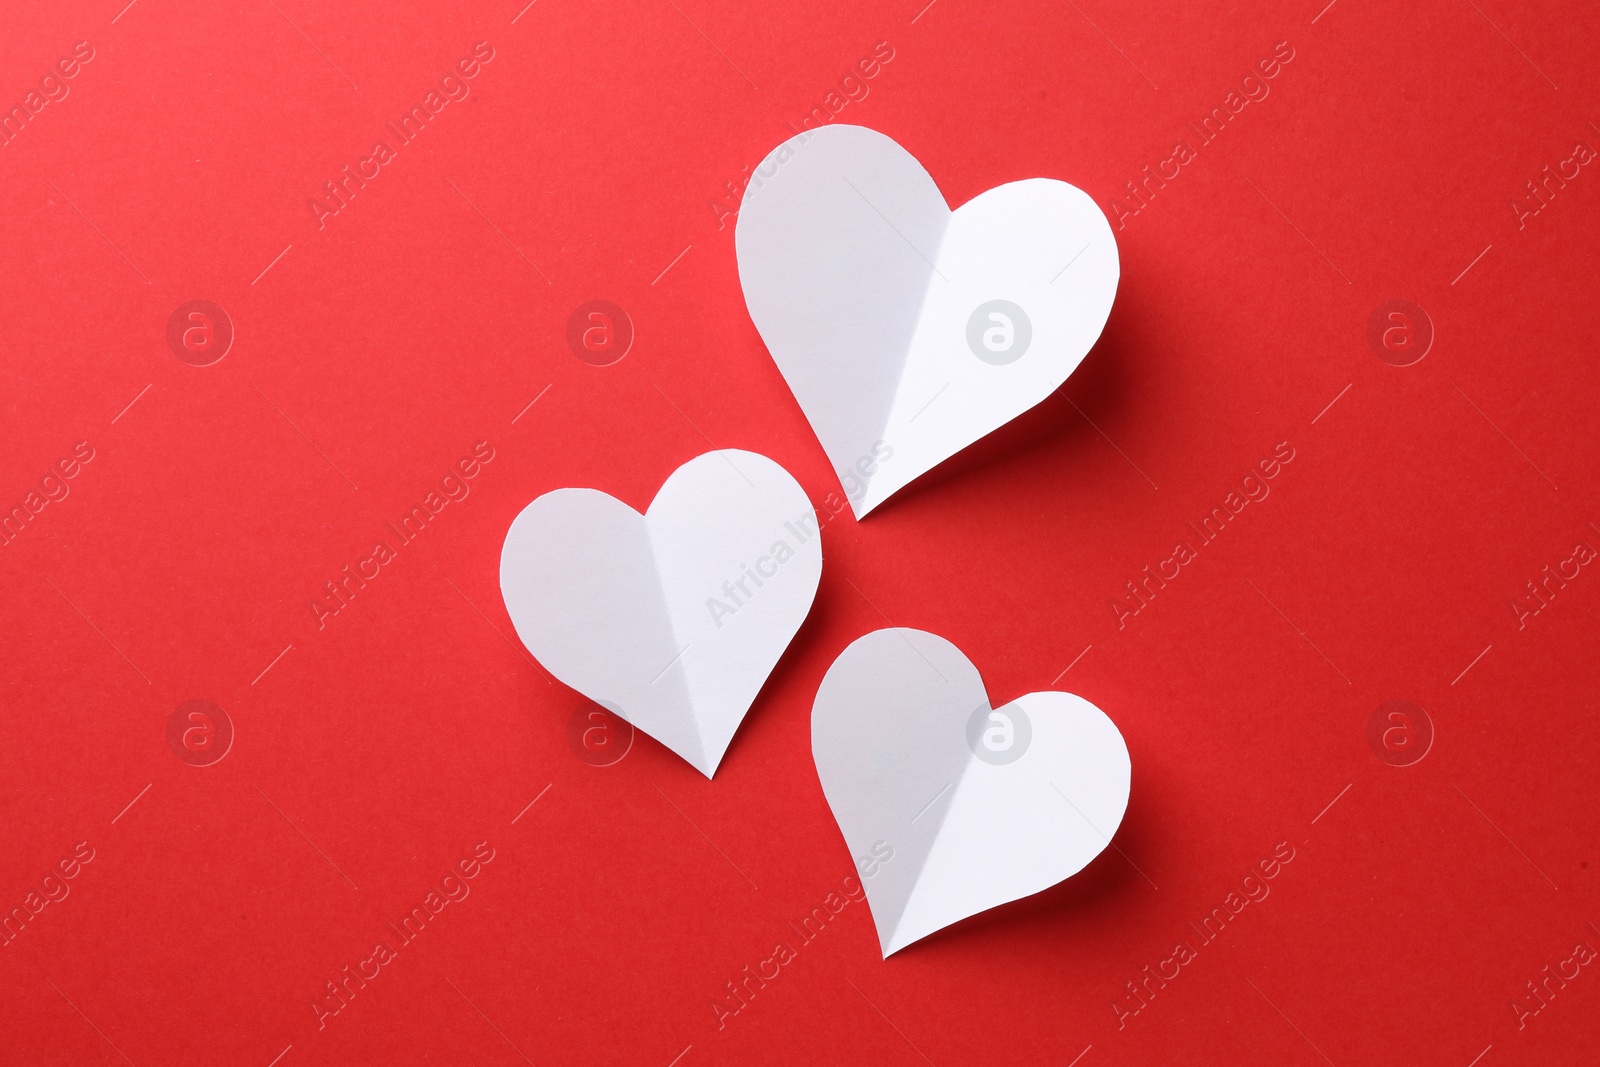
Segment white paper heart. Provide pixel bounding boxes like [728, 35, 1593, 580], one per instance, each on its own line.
[499, 450, 822, 777]
[736, 124, 1119, 518]
[812, 628, 1131, 956]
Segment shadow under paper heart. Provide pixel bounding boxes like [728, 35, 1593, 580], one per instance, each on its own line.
[862, 284, 1151, 519]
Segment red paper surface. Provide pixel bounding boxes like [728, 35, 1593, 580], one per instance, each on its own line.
[2, 1, 1598, 1064]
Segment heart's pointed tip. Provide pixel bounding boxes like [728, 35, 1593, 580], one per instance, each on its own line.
[881, 927, 917, 958]
[878, 906, 927, 958]
[859, 900, 894, 958]
[687, 750, 721, 779]
[691, 725, 738, 779]
[853, 481, 895, 519]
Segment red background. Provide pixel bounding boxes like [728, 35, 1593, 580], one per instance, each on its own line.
[2, 0, 1598, 1064]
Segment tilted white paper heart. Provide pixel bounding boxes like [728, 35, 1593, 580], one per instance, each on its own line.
[736, 124, 1119, 517]
[499, 450, 822, 777]
[812, 628, 1131, 955]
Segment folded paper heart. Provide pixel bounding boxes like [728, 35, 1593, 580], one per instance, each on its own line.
[812, 628, 1131, 956]
[736, 124, 1119, 517]
[499, 450, 822, 777]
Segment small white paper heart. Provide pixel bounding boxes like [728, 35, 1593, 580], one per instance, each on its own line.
[736, 124, 1119, 517]
[499, 450, 822, 777]
[812, 628, 1131, 956]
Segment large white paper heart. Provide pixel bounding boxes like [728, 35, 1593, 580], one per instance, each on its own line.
[812, 628, 1130, 956]
[736, 124, 1119, 518]
[500, 450, 822, 777]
